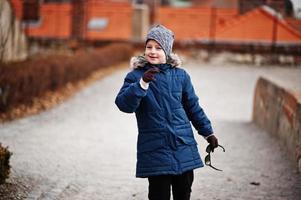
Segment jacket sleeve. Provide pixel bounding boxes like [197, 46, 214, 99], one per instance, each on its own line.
[115, 71, 147, 113]
[182, 71, 213, 137]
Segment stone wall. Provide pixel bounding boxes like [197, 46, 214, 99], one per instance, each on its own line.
[0, 0, 27, 63]
[253, 77, 301, 172]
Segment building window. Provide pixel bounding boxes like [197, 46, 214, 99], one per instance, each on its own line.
[23, 0, 40, 21]
[87, 18, 109, 31]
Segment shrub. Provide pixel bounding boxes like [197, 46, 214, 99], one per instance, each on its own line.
[0, 43, 133, 112]
[0, 144, 12, 184]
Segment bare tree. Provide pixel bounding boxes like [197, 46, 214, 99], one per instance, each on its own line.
[0, 0, 14, 62]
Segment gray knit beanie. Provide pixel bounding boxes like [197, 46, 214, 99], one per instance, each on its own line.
[146, 24, 174, 57]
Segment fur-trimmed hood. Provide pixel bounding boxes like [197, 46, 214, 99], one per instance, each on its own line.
[130, 53, 182, 69]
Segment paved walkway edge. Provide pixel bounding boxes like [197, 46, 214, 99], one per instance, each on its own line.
[253, 76, 301, 172]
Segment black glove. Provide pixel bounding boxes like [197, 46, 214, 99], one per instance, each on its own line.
[206, 135, 218, 152]
[142, 67, 160, 83]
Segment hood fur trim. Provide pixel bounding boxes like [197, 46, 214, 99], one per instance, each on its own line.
[130, 53, 182, 69]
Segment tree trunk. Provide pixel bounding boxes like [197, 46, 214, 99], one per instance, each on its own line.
[0, 0, 27, 63]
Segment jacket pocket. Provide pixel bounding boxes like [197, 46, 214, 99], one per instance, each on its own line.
[175, 127, 197, 146]
[137, 133, 166, 153]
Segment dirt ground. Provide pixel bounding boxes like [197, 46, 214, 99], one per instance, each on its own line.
[0, 58, 301, 199]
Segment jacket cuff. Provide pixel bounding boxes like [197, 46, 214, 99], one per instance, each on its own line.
[198, 124, 213, 138]
[139, 78, 150, 90]
[204, 134, 214, 140]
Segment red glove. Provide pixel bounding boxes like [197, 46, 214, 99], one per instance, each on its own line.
[142, 67, 160, 83]
[206, 135, 218, 152]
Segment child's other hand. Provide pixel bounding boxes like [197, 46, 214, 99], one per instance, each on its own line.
[206, 135, 218, 152]
[142, 67, 160, 83]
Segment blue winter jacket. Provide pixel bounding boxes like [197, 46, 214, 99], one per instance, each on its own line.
[115, 54, 213, 178]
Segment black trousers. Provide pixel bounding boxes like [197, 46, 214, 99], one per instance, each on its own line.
[148, 170, 194, 200]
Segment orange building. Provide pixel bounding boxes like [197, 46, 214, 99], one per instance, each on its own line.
[9, 0, 301, 44]
[214, 6, 301, 44]
[157, 7, 238, 41]
[10, 0, 133, 40]
[192, 0, 294, 16]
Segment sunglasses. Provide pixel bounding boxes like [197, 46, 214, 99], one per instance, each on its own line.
[205, 144, 225, 171]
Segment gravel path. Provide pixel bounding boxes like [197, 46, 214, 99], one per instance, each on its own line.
[0, 60, 300, 200]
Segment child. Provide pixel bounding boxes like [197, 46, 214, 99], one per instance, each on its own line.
[115, 24, 218, 200]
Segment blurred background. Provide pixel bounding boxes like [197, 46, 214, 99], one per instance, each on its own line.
[1, 0, 301, 63]
[0, 1, 301, 199]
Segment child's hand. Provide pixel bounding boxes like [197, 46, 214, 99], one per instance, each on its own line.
[142, 67, 160, 83]
[206, 135, 218, 152]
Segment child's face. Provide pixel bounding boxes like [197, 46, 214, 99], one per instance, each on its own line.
[145, 40, 167, 64]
